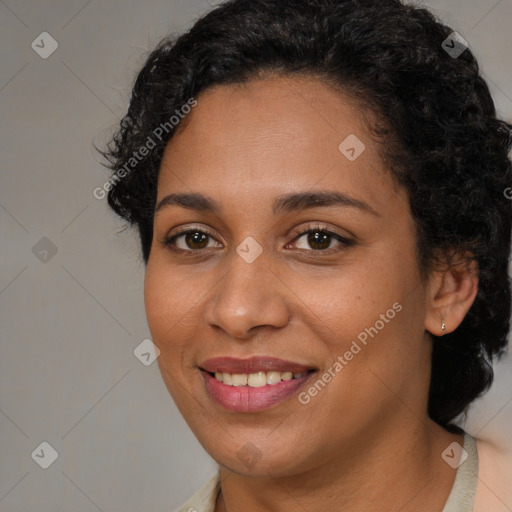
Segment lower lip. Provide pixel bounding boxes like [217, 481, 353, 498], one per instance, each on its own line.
[201, 370, 314, 412]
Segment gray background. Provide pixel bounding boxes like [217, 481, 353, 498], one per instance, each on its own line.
[0, 1, 511, 510]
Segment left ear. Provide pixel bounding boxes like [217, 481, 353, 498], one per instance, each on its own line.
[425, 254, 479, 336]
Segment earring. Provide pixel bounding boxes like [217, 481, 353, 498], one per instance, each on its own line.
[441, 321, 446, 332]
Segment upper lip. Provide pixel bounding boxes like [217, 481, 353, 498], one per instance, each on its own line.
[200, 356, 315, 374]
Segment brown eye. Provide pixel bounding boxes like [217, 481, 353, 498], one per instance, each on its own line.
[289, 227, 355, 253]
[164, 228, 221, 251]
[184, 232, 209, 249]
[307, 231, 332, 250]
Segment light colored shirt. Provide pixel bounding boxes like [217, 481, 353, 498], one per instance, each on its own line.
[174, 433, 478, 512]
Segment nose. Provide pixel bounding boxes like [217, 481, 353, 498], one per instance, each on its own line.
[205, 251, 291, 340]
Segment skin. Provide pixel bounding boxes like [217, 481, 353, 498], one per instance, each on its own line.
[144, 75, 479, 511]
[474, 438, 512, 511]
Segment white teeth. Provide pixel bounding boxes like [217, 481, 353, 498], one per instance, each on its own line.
[213, 370, 308, 387]
[248, 371, 267, 387]
[232, 374, 248, 387]
[266, 371, 282, 385]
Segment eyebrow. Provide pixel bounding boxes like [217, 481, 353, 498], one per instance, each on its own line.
[154, 190, 379, 216]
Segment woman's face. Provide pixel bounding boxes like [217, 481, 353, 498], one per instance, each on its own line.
[144, 75, 434, 476]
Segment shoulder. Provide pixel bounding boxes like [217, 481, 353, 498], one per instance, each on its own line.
[473, 436, 512, 512]
[172, 472, 220, 512]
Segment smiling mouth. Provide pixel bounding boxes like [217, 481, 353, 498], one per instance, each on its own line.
[200, 369, 316, 412]
[198, 356, 317, 412]
[205, 370, 315, 387]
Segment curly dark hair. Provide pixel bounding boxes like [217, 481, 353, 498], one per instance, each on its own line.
[100, 0, 512, 428]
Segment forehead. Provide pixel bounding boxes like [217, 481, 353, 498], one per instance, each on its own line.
[157, 75, 401, 215]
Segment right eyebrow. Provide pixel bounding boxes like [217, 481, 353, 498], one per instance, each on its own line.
[154, 193, 219, 215]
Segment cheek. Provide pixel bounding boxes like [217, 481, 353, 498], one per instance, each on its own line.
[288, 258, 405, 336]
[321, 262, 427, 403]
[298, 242, 424, 365]
[144, 265, 170, 339]
[144, 262, 200, 406]
[144, 259, 195, 355]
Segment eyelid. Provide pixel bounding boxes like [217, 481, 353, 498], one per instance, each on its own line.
[162, 222, 355, 253]
[288, 222, 351, 239]
[286, 223, 355, 252]
[162, 224, 222, 250]
[167, 224, 217, 238]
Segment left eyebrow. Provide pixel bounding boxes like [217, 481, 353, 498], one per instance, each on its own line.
[272, 191, 380, 217]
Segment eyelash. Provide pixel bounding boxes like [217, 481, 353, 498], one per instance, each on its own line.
[162, 224, 355, 255]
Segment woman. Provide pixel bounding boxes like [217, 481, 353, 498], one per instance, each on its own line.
[101, 0, 512, 510]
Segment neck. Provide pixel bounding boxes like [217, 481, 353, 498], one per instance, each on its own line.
[215, 419, 463, 512]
